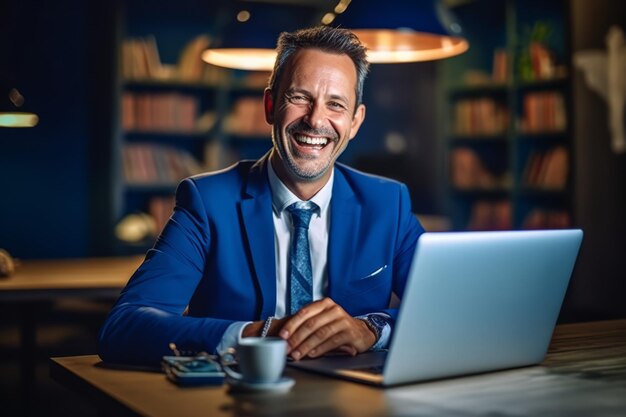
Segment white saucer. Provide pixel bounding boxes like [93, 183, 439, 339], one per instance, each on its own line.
[227, 377, 295, 393]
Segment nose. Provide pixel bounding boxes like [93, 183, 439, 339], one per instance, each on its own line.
[303, 101, 324, 129]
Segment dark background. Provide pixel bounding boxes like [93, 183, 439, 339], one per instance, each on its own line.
[0, 0, 625, 416]
[1, 0, 623, 319]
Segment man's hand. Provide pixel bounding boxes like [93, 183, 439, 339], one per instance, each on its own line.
[278, 297, 376, 360]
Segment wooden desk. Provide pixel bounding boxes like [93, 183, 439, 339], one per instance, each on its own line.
[0, 256, 142, 415]
[0, 256, 143, 301]
[50, 320, 626, 417]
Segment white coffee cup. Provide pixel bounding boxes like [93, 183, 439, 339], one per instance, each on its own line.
[219, 337, 287, 384]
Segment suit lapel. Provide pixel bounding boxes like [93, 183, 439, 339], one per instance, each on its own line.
[240, 155, 277, 319]
[328, 167, 361, 300]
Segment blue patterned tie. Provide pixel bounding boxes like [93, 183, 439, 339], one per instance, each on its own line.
[287, 201, 318, 315]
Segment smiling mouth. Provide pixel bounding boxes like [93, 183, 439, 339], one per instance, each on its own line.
[294, 134, 330, 149]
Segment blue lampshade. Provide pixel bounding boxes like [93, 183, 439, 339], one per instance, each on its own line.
[202, 2, 321, 71]
[330, 0, 469, 63]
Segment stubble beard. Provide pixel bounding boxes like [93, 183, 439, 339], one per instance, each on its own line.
[272, 124, 338, 182]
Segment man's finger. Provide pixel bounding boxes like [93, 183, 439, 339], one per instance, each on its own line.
[306, 332, 359, 358]
[284, 304, 344, 355]
[289, 317, 348, 359]
[279, 297, 335, 340]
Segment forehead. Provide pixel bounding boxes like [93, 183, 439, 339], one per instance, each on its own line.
[280, 48, 358, 98]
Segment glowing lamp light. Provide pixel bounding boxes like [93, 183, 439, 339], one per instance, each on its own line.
[202, 48, 277, 72]
[201, 0, 468, 71]
[0, 87, 39, 128]
[332, 0, 469, 63]
[202, 2, 318, 71]
[0, 112, 39, 128]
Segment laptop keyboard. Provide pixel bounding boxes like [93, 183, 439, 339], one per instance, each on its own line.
[352, 365, 384, 375]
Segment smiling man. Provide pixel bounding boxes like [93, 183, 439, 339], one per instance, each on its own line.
[267, 47, 366, 198]
[98, 26, 424, 366]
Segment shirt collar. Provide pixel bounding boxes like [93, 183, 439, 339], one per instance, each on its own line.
[267, 159, 333, 218]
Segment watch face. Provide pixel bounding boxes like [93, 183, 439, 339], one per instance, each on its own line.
[368, 315, 388, 331]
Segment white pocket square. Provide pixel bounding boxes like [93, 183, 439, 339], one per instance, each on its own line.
[358, 264, 388, 280]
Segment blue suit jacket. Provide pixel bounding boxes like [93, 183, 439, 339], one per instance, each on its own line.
[98, 156, 424, 365]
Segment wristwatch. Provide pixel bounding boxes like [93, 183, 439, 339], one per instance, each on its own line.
[358, 314, 389, 342]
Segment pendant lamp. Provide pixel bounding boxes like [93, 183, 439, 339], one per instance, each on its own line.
[202, 0, 468, 71]
[202, 1, 321, 71]
[330, 0, 469, 63]
[0, 86, 39, 128]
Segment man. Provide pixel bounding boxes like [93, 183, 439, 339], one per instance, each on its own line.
[98, 26, 424, 366]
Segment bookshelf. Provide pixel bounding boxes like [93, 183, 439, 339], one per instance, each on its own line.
[113, 7, 271, 254]
[440, 0, 572, 231]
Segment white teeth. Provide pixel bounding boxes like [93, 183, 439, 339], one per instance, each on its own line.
[295, 135, 328, 146]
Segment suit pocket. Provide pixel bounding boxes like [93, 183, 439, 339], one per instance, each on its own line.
[343, 265, 391, 297]
[356, 264, 388, 281]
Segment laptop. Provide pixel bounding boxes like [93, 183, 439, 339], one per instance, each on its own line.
[288, 229, 583, 386]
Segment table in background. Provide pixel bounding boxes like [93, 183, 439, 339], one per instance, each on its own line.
[50, 319, 626, 417]
[0, 256, 143, 301]
[0, 256, 143, 414]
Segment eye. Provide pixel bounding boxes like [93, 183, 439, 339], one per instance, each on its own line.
[328, 101, 347, 111]
[288, 94, 309, 104]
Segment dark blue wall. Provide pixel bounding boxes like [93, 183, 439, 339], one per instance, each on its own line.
[0, 0, 89, 259]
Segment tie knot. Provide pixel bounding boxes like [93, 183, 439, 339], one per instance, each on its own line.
[287, 201, 317, 229]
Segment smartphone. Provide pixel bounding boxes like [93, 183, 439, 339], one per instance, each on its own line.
[162, 355, 225, 386]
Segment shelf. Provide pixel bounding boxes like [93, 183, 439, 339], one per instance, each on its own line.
[516, 131, 568, 140]
[450, 187, 512, 197]
[121, 78, 266, 94]
[124, 130, 213, 140]
[448, 83, 509, 98]
[516, 76, 569, 91]
[441, 0, 571, 231]
[519, 187, 569, 197]
[227, 133, 272, 142]
[122, 78, 221, 91]
[449, 134, 509, 143]
[111, 11, 271, 255]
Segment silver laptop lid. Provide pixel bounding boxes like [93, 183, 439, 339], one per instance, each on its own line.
[383, 229, 582, 386]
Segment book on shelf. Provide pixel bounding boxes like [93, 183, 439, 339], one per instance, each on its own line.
[522, 209, 571, 229]
[453, 98, 509, 136]
[522, 146, 568, 189]
[148, 196, 176, 236]
[467, 200, 512, 231]
[492, 48, 508, 83]
[450, 147, 507, 189]
[122, 35, 228, 84]
[177, 35, 211, 82]
[122, 92, 214, 133]
[519, 91, 566, 133]
[223, 97, 272, 137]
[122, 144, 203, 185]
[122, 36, 172, 81]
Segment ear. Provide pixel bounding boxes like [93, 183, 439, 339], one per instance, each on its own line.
[348, 104, 366, 140]
[263, 88, 274, 125]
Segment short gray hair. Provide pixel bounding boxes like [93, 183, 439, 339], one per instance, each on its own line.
[268, 26, 370, 109]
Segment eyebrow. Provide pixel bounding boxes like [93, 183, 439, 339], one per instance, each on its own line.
[285, 88, 350, 105]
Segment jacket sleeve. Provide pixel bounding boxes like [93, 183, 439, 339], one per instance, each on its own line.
[97, 178, 235, 366]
